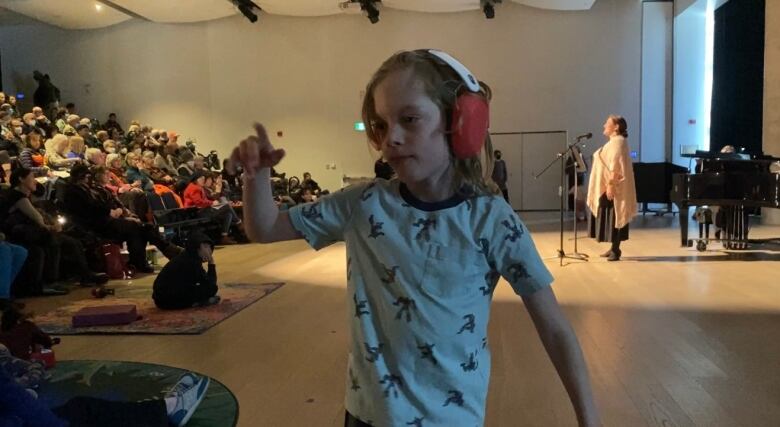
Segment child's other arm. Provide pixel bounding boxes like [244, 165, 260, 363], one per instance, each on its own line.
[522, 287, 601, 427]
[229, 123, 302, 243]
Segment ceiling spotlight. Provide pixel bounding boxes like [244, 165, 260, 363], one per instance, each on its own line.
[231, 0, 261, 23]
[481, 0, 502, 19]
[358, 0, 381, 24]
[95, 3, 103, 11]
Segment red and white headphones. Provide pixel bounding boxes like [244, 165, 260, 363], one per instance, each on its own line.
[424, 49, 490, 159]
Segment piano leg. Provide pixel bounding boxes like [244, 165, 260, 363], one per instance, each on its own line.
[676, 202, 689, 246]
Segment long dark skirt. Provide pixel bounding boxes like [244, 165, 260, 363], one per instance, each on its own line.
[589, 193, 629, 243]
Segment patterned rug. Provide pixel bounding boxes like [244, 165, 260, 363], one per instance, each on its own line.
[37, 360, 238, 427]
[33, 282, 284, 335]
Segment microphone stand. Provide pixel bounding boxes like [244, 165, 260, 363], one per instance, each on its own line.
[535, 136, 589, 266]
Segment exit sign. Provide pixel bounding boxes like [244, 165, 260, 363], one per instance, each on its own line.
[354, 122, 366, 131]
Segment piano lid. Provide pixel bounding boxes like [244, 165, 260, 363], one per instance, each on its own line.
[681, 150, 780, 163]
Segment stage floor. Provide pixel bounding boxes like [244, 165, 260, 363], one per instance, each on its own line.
[24, 213, 780, 426]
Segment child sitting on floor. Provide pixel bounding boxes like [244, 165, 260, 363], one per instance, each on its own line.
[153, 231, 220, 310]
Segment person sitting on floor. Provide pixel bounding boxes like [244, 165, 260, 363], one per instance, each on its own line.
[0, 306, 53, 361]
[153, 230, 220, 310]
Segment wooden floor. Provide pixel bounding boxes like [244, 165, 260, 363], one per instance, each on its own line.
[23, 213, 780, 427]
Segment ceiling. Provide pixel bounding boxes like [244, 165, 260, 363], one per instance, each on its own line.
[0, 0, 596, 30]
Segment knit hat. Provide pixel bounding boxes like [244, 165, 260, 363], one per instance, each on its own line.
[185, 230, 214, 256]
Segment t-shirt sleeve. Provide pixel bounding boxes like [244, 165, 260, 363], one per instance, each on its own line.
[486, 201, 554, 296]
[288, 183, 363, 250]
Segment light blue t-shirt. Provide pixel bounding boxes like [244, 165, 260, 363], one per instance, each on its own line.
[289, 179, 553, 427]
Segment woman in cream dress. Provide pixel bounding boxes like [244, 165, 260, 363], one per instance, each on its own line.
[587, 115, 637, 261]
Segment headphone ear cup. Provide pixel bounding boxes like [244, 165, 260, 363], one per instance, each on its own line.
[451, 93, 489, 159]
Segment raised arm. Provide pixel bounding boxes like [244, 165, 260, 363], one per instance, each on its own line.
[522, 287, 601, 427]
[229, 123, 301, 243]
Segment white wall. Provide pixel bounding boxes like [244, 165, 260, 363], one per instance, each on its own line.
[0, 0, 642, 191]
[672, 0, 708, 166]
[641, 1, 673, 163]
[763, 0, 780, 224]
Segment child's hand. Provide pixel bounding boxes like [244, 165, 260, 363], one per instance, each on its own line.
[228, 123, 285, 176]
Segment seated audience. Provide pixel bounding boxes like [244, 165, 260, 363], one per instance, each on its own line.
[96, 130, 109, 144]
[53, 108, 68, 133]
[183, 172, 238, 245]
[301, 172, 321, 194]
[156, 143, 179, 176]
[142, 150, 174, 185]
[17, 128, 48, 176]
[61, 164, 180, 273]
[109, 127, 123, 142]
[3, 168, 108, 293]
[103, 112, 124, 134]
[77, 123, 99, 148]
[103, 139, 117, 154]
[101, 157, 148, 217]
[32, 107, 54, 138]
[125, 152, 155, 191]
[153, 231, 220, 310]
[221, 159, 242, 201]
[44, 134, 79, 171]
[0, 112, 22, 157]
[62, 114, 79, 136]
[177, 149, 196, 178]
[84, 148, 106, 167]
[66, 135, 85, 160]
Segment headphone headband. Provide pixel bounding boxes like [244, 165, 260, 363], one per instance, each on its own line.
[426, 49, 481, 93]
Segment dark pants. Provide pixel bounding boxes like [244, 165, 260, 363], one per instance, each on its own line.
[96, 219, 172, 267]
[9, 225, 60, 284]
[53, 397, 168, 427]
[10, 226, 92, 292]
[199, 204, 234, 235]
[154, 285, 217, 310]
[500, 188, 509, 203]
[589, 193, 630, 255]
[13, 245, 45, 296]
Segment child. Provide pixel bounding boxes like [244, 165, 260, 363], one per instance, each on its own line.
[153, 231, 220, 310]
[0, 307, 53, 360]
[230, 50, 599, 426]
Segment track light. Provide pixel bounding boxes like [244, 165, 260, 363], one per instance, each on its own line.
[359, 0, 381, 24]
[481, 0, 502, 19]
[231, 0, 261, 23]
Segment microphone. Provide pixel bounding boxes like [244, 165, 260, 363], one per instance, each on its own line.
[575, 132, 593, 141]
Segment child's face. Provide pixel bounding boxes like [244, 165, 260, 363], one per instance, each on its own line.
[372, 68, 451, 186]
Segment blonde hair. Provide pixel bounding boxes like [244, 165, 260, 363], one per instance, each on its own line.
[96, 130, 109, 140]
[68, 136, 85, 154]
[50, 134, 69, 154]
[361, 50, 497, 196]
[125, 151, 140, 167]
[85, 147, 102, 162]
[106, 153, 123, 167]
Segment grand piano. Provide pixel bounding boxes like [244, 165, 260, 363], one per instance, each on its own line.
[669, 151, 780, 249]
